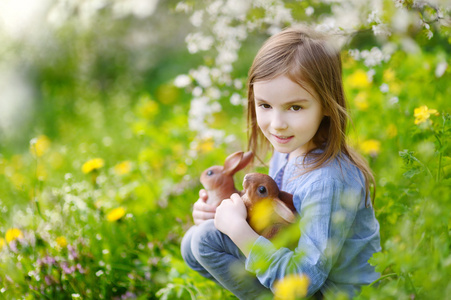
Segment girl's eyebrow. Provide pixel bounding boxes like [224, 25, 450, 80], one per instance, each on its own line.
[254, 97, 310, 104]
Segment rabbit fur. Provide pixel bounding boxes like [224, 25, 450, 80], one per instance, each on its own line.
[241, 173, 298, 239]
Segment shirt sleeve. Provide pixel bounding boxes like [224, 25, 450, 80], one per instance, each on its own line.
[245, 178, 362, 296]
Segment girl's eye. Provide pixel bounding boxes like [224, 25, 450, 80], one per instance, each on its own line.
[259, 104, 271, 109]
[290, 105, 302, 111]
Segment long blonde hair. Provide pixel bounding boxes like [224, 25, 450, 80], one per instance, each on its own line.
[247, 26, 375, 206]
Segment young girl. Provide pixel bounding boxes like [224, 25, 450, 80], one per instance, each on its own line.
[181, 26, 381, 299]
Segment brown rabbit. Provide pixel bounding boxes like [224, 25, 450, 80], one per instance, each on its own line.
[200, 151, 254, 207]
[241, 173, 298, 239]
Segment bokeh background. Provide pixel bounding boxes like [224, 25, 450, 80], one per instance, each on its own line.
[0, 0, 450, 299]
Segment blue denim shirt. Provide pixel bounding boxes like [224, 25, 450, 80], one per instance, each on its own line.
[245, 151, 381, 297]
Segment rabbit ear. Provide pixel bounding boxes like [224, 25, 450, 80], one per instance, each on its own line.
[278, 191, 296, 212]
[223, 151, 254, 176]
[273, 199, 297, 223]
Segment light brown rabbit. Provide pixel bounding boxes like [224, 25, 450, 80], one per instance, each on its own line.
[241, 173, 298, 239]
[200, 151, 254, 207]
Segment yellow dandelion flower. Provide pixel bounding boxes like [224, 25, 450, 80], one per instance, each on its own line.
[82, 158, 105, 174]
[114, 161, 132, 175]
[274, 274, 310, 300]
[386, 124, 398, 138]
[347, 69, 371, 89]
[414, 105, 439, 125]
[383, 68, 396, 83]
[197, 138, 215, 153]
[156, 83, 179, 105]
[56, 236, 68, 248]
[0, 237, 5, 249]
[106, 207, 126, 222]
[361, 140, 381, 156]
[5, 228, 23, 243]
[354, 92, 369, 111]
[11, 173, 27, 190]
[390, 82, 402, 95]
[30, 135, 51, 157]
[175, 163, 188, 175]
[249, 198, 274, 233]
[137, 95, 159, 119]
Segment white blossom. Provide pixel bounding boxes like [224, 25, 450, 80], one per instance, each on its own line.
[233, 79, 243, 90]
[192, 86, 203, 97]
[393, 0, 405, 8]
[185, 32, 214, 53]
[372, 24, 392, 36]
[175, 2, 191, 13]
[190, 10, 204, 27]
[367, 10, 382, 24]
[190, 66, 212, 88]
[380, 83, 389, 93]
[367, 69, 376, 82]
[389, 96, 399, 105]
[230, 93, 244, 106]
[305, 6, 314, 16]
[174, 74, 192, 88]
[435, 61, 448, 78]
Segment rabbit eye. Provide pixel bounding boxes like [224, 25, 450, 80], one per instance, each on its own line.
[207, 170, 214, 176]
[257, 186, 267, 195]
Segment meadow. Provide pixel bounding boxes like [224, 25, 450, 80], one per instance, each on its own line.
[0, 1, 450, 299]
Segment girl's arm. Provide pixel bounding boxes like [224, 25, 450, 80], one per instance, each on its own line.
[214, 193, 259, 257]
[244, 179, 364, 295]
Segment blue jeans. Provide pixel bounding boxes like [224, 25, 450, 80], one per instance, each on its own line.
[181, 220, 270, 300]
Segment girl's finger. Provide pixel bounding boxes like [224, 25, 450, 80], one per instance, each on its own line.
[193, 210, 215, 222]
[194, 200, 216, 212]
[199, 189, 208, 200]
[230, 193, 243, 205]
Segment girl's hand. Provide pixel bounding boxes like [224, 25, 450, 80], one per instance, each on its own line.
[215, 193, 259, 257]
[192, 189, 217, 225]
[214, 193, 248, 238]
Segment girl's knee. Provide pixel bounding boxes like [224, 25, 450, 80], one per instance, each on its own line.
[191, 220, 221, 261]
[181, 221, 219, 266]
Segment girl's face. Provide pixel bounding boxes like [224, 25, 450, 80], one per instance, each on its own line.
[253, 75, 325, 159]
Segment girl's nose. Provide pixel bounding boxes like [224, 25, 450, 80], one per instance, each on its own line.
[271, 111, 288, 130]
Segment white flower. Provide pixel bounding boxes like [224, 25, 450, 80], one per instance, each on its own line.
[207, 87, 221, 100]
[233, 79, 243, 89]
[393, 0, 405, 8]
[174, 74, 192, 88]
[380, 83, 389, 93]
[230, 93, 243, 106]
[367, 10, 382, 24]
[305, 6, 314, 16]
[190, 10, 204, 27]
[389, 96, 399, 105]
[372, 24, 392, 36]
[435, 61, 448, 78]
[185, 33, 214, 54]
[190, 66, 212, 88]
[367, 69, 376, 82]
[175, 2, 190, 13]
[192, 86, 203, 97]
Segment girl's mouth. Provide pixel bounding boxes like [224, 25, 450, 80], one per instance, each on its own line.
[272, 134, 293, 144]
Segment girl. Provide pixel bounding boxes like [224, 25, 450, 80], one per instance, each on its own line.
[181, 26, 381, 299]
